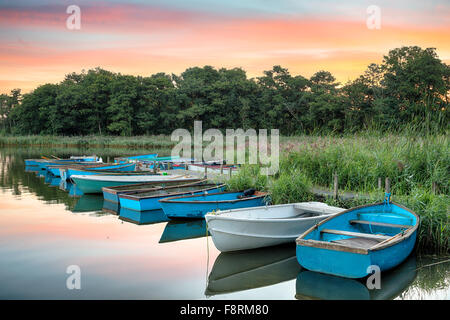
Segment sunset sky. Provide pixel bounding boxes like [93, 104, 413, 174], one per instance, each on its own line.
[0, 0, 449, 94]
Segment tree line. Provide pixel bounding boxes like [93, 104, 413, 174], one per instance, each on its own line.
[1, 46, 448, 136]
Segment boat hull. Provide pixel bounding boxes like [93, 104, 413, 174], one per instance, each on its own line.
[72, 174, 200, 194]
[206, 203, 343, 252]
[160, 192, 268, 219]
[102, 179, 203, 203]
[119, 185, 226, 211]
[63, 163, 137, 180]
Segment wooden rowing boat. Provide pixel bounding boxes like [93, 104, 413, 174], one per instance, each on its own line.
[295, 198, 419, 279]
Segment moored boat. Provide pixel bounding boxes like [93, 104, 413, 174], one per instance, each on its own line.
[25, 155, 100, 168]
[205, 202, 344, 252]
[71, 174, 200, 194]
[159, 189, 269, 219]
[61, 163, 142, 180]
[102, 178, 205, 203]
[46, 162, 122, 177]
[295, 195, 419, 279]
[114, 153, 158, 163]
[119, 183, 226, 211]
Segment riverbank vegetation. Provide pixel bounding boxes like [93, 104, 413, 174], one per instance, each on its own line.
[1, 46, 448, 136]
[226, 133, 449, 255]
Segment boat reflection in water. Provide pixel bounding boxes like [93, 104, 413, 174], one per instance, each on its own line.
[119, 208, 170, 225]
[59, 180, 84, 197]
[159, 219, 208, 243]
[25, 165, 40, 172]
[102, 200, 120, 215]
[72, 194, 104, 213]
[295, 254, 417, 300]
[49, 177, 61, 187]
[205, 244, 301, 297]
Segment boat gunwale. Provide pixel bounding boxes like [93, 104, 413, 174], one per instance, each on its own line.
[295, 201, 419, 254]
[101, 178, 206, 195]
[159, 191, 269, 204]
[71, 174, 193, 182]
[118, 183, 226, 201]
[205, 203, 342, 223]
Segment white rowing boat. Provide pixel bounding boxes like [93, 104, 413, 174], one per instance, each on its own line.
[205, 202, 344, 252]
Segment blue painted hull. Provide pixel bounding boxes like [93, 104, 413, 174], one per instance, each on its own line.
[159, 191, 268, 219]
[119, 185, 226, 211]
[295, 202, 419, 279]
[115, 153, 158, 163]
[64, 163, 136, 180]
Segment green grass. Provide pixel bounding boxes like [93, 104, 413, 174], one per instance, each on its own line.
[226, 132, 449, 255]
[0, 134, 178, 149]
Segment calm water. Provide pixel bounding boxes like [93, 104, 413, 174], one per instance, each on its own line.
[0, 147, 449, 300]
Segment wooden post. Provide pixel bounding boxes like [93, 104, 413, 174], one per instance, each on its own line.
[185, 162, 188, 170]
[229, 166, 232, 179]
[204, 166, 208, 179]
[153, 161, 157, 174]
[220, 164, 223, 175]
[385, 177, 390, 194]
[378, 177, 382, 189]
[333, 173, 338, 200]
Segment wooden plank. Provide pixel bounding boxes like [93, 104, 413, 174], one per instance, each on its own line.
[349, 220, 411, 229]
[331, 237, 380, 249]
[320, 229, 391, 240]
[296, 238, 368, 254]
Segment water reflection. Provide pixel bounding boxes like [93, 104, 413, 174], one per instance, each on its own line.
[159, 219, 208, 243]
[205, 244, 301, 297]
[102, 200, 119, 215]
[1, 147, 449, 299]
[60, 181, 84, 197]
[295, 254, 417, 300]
[72, 194, 104, 213]
[119, 208, 170, 225]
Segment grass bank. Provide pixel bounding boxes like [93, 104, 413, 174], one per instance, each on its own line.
[225, 133, 449, 255]
[0, 135, 178, 149]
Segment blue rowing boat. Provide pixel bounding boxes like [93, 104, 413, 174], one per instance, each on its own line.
[118, 183, 226, 211]
[60, 163, 137, 180]
[102, 178, 204, 203]
[295, 194, 419, 279]
[114, 153, 158, 163]
[159, 190, 269, 219]
[25, 156, 99, 168]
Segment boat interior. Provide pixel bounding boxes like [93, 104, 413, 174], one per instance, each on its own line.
[315, 209, 416, 249]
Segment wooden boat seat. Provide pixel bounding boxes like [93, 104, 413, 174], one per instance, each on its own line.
[331, 237, 381, 249]
[349, 220, 410, 229]
[320, 229, 391, 240]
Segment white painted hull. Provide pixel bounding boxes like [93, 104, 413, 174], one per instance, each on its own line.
[205, 202, 344, 252]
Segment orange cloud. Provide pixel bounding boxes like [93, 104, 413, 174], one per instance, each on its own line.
[0, 7, 449, 93]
